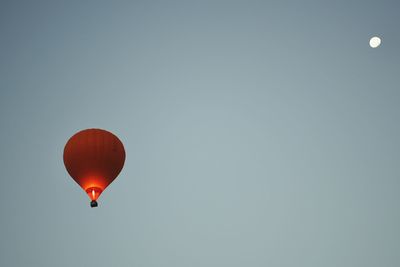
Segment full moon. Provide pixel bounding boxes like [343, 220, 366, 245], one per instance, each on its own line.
[369, 36, 381, 48]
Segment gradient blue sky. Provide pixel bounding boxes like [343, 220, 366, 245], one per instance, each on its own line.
[1, 1, 400, 266]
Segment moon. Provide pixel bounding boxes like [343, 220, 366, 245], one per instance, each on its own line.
[369, 36, 381, 48]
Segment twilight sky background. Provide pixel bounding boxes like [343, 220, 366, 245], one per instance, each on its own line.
[1, 1, 400, 266]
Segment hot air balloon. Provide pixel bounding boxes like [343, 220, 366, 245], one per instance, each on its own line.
[63, 129, 125, 207]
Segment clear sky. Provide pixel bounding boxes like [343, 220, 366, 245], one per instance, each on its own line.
[1, 1, 399, 266]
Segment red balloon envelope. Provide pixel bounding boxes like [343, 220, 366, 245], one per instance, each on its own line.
[63, 129, 125, 207]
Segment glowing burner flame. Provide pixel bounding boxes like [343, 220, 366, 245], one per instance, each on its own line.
[86, 187, 102, 201]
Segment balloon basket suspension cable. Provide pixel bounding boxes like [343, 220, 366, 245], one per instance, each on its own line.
[90, 200, 98, 208]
